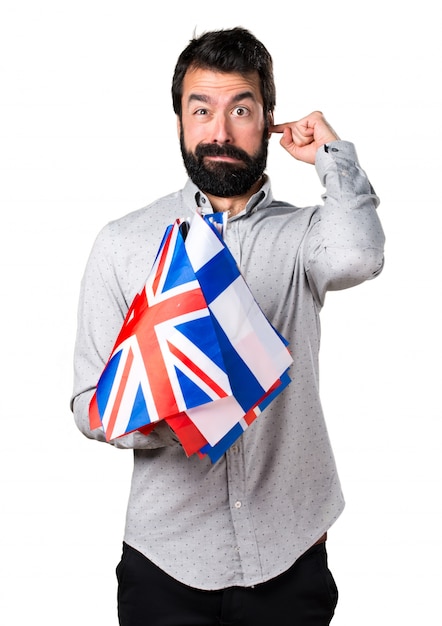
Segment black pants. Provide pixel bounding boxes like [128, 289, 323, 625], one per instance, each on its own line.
[116, 542, 338, 626]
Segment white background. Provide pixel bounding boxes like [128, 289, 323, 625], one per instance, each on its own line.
[1, 1, 440, 624]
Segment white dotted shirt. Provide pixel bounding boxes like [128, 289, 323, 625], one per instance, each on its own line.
[71, 141, 385, 590]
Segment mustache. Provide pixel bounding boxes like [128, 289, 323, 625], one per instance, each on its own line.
[195, 143, 253, 164]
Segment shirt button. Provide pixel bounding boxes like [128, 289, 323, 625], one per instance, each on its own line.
[234, 500, 242, 509]
[201, 197, 206, 204]
[231, 445, 238, 453]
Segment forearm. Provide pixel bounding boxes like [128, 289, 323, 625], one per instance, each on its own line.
[72, 390, 178, 449]
[305, 141, 385, 304]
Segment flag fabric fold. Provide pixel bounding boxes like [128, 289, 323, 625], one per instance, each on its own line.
[89, 212, 293, 462]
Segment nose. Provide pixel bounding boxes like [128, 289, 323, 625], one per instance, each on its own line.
[211, 113, 233, 144]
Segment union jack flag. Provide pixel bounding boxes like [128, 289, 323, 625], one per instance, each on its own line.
[89, 212, 293, 461]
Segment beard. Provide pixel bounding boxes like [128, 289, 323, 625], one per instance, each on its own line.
[180, 129, 268, 198]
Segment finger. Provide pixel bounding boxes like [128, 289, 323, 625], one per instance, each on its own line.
[271, 121, 315, 142]
[283, 125, 314, 147]
[269, 123, 287, 134]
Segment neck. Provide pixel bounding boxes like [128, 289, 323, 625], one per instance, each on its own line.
[205, 177, 263, 217]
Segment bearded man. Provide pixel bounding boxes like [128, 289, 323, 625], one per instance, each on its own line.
[71, 27, 385, 626]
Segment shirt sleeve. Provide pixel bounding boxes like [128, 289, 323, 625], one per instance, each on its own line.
[70, 226, 179, 450]
[303, 140, 385, 306]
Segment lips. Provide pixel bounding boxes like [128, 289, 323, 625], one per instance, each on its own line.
[195, 143, 252, 165]
[205, 154, 243, 164]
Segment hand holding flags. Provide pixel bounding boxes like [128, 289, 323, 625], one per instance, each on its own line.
[89, 212, 293, 462]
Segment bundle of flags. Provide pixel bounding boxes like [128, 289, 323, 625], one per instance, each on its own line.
[89, 212, 293, 463]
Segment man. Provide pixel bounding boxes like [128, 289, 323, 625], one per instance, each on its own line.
[71, 27, 385, 625]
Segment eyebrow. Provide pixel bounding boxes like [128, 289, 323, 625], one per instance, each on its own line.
[187, 91, 257, 106]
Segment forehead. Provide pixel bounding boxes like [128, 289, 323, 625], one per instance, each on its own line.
[181, 68, 263, 105]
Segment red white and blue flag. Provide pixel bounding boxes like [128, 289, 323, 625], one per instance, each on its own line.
[89, 212, 293, 462]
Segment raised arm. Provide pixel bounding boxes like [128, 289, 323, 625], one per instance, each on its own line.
[272, 111, 385, 305]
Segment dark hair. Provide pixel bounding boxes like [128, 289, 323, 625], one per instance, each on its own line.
[172, 27, 276, 118]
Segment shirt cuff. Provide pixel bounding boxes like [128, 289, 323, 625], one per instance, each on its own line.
[315, 140, 358, 183]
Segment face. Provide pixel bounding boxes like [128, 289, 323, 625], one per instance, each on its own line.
[178, 68, 271, 198]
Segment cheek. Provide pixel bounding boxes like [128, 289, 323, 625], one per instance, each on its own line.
[182, 124, 206, 151]
[242, 124, 266, 151]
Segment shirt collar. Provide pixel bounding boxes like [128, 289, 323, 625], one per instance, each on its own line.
[182, 175, 274, 219]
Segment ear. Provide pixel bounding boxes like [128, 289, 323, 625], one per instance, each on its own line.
[267, 111, 274, 137]
[176, 115, 182, 138]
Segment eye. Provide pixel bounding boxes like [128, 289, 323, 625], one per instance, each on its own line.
[194, 108, 208, 116]
[233, 106, 250, 117]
